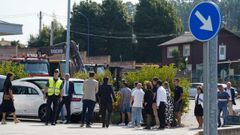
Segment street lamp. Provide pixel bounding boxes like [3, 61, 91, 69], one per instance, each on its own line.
[79, 12, 90, 56]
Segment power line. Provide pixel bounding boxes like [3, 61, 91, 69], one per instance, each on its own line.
[70, 30, 177, 39]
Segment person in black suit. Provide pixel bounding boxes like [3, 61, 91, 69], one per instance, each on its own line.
[97, 77, 116, 128]
[225, 82, 236, 116]
[56, 73, 74, 124]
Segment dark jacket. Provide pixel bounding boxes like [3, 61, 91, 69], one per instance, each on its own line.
[225, 88, 236, 105]
[97, 84, 116, 104]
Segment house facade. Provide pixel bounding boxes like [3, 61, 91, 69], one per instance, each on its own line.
[159, 28, 240, 82]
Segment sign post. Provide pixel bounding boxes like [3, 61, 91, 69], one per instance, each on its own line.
[189, 1, 221, 135]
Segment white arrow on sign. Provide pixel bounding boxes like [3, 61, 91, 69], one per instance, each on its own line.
[195, 10, 213, 31]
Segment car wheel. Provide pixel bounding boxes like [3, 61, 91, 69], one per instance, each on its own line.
[38, 104, 47, 122]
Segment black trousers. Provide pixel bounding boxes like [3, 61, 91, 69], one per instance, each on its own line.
[81, 100, 96, 125]
[46, 95, 59, 124]
[56, 96, 71, 122]
[158, 102, 166, 128]
[100, 103, 112, 126]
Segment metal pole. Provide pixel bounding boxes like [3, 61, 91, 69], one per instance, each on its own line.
[66, 0, 71, 74]
[50, 21, 54, 46]
[203, 41, 210, 135]
[39, 11, 42, 36]
[208, 36, 218, 135]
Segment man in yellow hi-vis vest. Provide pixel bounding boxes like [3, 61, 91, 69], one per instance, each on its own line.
[45, 69, 63, 126]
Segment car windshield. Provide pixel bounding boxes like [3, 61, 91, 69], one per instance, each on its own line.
[191, 83, 202, 88]
[0, 78, 5, 92]
[24, 63, 49, 74]
[73, 81, 83, 95]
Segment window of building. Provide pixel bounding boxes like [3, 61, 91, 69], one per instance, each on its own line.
[219, 44, 226, 60]
[167, 46, 178, 58]
[183, 44, 190, 57]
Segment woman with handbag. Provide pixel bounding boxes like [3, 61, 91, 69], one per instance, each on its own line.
[1, 73, 20, 124]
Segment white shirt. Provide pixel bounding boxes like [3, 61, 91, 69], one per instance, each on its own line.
[226, 88, 232, 101]
[195, 93, 204, 108]
[63, 81, 69, 96]
[132, 89, 145, 108]
[156, 86, 167, 107]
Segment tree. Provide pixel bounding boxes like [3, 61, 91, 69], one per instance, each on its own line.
[171, 49, 187, 71]
[28, 18, 65, 48]
[0, 61, 28, 79]
[219, 0, 240, 32]
[10, 40, 20, 46]
[134, 0, 183, 62]
[71, 0, 133, 61]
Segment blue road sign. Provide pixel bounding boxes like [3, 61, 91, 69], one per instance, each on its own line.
[189, 1, 221, 42]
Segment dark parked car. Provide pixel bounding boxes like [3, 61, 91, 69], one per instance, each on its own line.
[0, 75, 6, 120]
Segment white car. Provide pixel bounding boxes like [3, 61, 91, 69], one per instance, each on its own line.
[14, 77, 99, 122]
[0, 81, 46, 121]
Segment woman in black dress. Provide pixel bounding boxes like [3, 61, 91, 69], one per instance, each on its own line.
[194, 85, 203, 129]
[143, 81, 153, 130]
[1, 73, 20, 124]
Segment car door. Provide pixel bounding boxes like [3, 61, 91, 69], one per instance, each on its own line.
[26, 87, 45, 116]
[12, 86, 29, 115]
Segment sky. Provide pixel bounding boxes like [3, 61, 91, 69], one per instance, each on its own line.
[0, 0, 138, 44]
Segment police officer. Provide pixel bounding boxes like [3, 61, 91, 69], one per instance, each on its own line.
[45, 69, 63, 126]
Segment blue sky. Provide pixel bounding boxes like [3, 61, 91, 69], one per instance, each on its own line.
[0, 0, 138, 44]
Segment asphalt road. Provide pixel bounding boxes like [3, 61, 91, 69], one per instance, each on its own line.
[1, 99, 240, 135]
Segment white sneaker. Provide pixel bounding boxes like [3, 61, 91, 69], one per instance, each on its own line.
[119, 123, 125, 126]
[1, 120, 6, 125]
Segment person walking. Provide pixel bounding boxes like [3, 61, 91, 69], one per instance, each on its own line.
[156, 80, 167, 130]
[119, 82, 132, 126]
[173, 78, 183, 127]
[151, 77, 160, 128]
[130, 83, 145, 128]
[225, 82, 236, 116]
[218, 84, 229, 127]
[194, 86, 204, 129]
[81, 72, 99, 128]
[143, 81, 153, 130]
[1, 73, 20, 124]
[56, 73, 74, 124]
[163, 81, 175, 128]
[97, 77, 116, 128]
[45, 69, 63, 126]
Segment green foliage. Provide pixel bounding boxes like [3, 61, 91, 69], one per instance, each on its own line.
[134, 0, 183, 62]
[172, 49, 187, 71]
[73, 70, 113, 84]
[0, 61, 28, 79]
[124, 65, 190, 112]
[28, 18, 65, 47]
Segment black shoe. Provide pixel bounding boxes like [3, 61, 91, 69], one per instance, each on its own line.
[102, 125, 105, 128]
[158, 127, 165, 130]
[45, 122, 48, 126]
[218, 125, 221, 128]
[51, 123, 56, 126]
[106, 124, 109, 128]
[144, 127, 151, 130]
[86, 125, 91, 128]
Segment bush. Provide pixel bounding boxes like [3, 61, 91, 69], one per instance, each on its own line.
[124, 65, 190, 113]
[0, 61, 28, 79]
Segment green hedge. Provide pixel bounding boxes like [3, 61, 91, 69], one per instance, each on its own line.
[124, 65, 190, 113]
[0, 61, 28, 79]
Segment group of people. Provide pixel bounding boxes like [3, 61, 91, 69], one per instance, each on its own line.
[2, 70, 237, 130]
[118, 78, 184, 130]
[193, 81, 237, 129]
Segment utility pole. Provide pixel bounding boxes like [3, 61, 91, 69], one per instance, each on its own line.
[66, 0, 71, 74]
[39, 11, 42, 36]
[50, 21, 54, 46]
